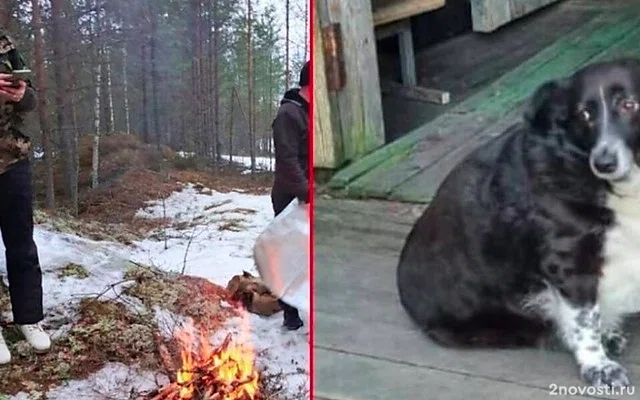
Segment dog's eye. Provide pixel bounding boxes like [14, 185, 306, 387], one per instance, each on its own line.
[620, 99, 639, 112]
[577, 109, 591, 122]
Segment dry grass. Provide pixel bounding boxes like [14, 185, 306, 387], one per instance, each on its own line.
[56, 263, 90, 279]
[123, 263, 238, 333]
[0, 264, 243, 397]
[32, 134, 274, 237]
[0, 298, 159, 395]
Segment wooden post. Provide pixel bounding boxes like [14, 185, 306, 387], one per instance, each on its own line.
[313, 0, 385, 169]
[313, 4, 343, 169]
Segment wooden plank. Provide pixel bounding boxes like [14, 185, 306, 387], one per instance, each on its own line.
[374, 19, 418, 86]
[328, 12, 614, 189]
[372, 0, 445, 27]
[389, 105, 524, 202]
[315, 313, 640, 398]
[313, 3, 343, 169]
[378, 2, 594, 142]
[314, 202, 640, 398]
[315, 347, 599, 400]
[354, 17, 640, 200]
[397, 20, 416, 86]
[321, 0, 385, 165]
[380, 80, 450, 104]
[470, 0, 563, 33]
[329, 10, 640, 196]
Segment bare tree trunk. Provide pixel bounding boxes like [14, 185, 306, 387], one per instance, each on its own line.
[91, 0, 102, 189]
[247, 0, 255, 174]
[229, 86, 234, 164]
[149, 0, 161, 150]
[141, 40, 149, 143]
[106, 47, 115, 133]
[285, 0, 290, 89]
[51, 0, 78, 215]
[304, 0, 308, 56]
[205, 0, 214, 164]
[122, 42, 130, 134]
[31, 0, 55, 209]
[0, 0, 16, 33]
[189, 0, 201, 157]
[92, 46, 102, 189]
[212, 0, 221, 165]
[268, 54, 274, 172]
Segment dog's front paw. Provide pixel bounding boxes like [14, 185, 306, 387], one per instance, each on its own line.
[580, 360, 630, 388]
[602, 331, 628, 357]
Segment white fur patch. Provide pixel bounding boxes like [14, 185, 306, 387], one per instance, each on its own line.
[525, 286, 609, 366]
[599, 166, 640, 328]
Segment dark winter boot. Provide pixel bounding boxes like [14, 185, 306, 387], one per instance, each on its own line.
[279, 299, 303, 331]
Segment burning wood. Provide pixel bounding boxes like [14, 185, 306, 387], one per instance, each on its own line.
[146, 327, 260, 400]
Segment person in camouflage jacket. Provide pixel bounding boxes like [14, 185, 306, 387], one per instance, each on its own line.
[0, 31, 50, 365]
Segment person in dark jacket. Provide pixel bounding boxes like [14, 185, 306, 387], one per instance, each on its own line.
[0, 32, 50, 364]
[270, 61, 310, 331]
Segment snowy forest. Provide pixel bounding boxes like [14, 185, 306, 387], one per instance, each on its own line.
[0, 1, 310, 398]
[0, 0, 308, 215]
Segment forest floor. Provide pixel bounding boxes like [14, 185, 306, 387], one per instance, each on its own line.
[0, 136, 308, 400]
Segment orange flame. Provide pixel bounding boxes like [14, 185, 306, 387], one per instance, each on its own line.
[174, 320, 259, 399]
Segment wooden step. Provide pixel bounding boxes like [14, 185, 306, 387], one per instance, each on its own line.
[372, 0, 446, 26]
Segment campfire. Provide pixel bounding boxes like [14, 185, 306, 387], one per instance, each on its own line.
[148, 324, 260, 400]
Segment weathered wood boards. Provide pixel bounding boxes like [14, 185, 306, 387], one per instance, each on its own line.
[327, 7, 640, 202]
[313, 0, 385, 170]
[372, 0, 450, 104]
[314, 197, 640, 400]
[470, 0, 564, 32]
[372, 0, 446, 26]
[313, 5, 342, 169]
[380, 80, 451, 104]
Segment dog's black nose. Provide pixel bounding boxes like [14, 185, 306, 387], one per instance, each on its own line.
[593, 150, 618, 174]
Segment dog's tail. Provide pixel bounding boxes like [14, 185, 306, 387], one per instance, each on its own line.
[425, 311, 550, 349]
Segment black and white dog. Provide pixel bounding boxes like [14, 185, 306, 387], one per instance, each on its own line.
[397, 58, 640, 388]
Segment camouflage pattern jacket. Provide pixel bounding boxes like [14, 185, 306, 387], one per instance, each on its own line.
[0, 32, 37, 176]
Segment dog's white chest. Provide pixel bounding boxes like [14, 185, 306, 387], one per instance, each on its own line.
[599, 192, 640, 321]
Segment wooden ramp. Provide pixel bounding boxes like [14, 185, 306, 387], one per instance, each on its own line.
[327, 0, 640, 203]
[314, 198, 640, 400]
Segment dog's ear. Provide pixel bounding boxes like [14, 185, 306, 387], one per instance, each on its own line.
[524, 79, 571, 133]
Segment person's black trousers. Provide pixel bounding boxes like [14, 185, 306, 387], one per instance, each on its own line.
[271, 192, 303, 327]
[0, 159, 43, 325]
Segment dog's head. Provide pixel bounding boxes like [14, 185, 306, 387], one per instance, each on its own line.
[526, 58, 640, 183]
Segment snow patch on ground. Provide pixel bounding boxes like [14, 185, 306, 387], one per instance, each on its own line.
[131, 185, 275, 284]
[2, 184, 308, 399]
[176, 152, 274, 173]
[20, 363, 166, 400]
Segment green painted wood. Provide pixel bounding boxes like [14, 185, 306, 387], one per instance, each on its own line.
[346, 12, 638, 198]
[389, 106, 526, 202]
[315, 0, 385, 169]
[330, 9, 640, 200]
[389, 21, 640, 202]
[327, 11, 607, 190]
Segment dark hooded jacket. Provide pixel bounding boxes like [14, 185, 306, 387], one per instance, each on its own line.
[0, 32, 37, 176]
[271, 88, 309, 214]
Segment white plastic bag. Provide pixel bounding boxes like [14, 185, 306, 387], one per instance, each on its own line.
[254, 199, 310, 314]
